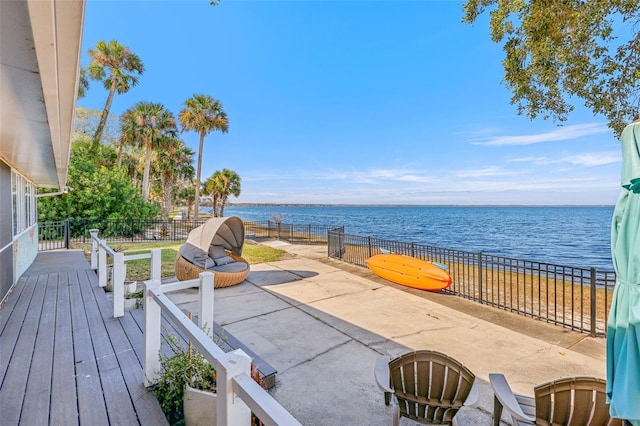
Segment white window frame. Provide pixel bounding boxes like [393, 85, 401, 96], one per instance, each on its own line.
[11, 171, 37, 237]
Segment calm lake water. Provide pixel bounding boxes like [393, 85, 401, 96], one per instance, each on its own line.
[224, 205, 615, 271]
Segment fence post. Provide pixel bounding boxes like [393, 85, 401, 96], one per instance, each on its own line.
[477, 252, 483, 304]
[410, 242, 415, 257]
[216, 349, 252, 426]
[64, 219, 70, 249]
[143, 279, 162, 387]
[150, 249, 161, 281]
[90, 229, 99, 270]
[590, 268, 597, 337]
[198, 272, 214, 339]
[113, 252, 125, 318]
[98, 241, 107, 287]
[368, 237, 372, 258]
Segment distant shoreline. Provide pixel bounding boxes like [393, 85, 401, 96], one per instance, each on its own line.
[227, 203, 615, 208]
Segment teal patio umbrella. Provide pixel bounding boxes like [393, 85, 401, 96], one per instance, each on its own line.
[607, 119, 640, 426]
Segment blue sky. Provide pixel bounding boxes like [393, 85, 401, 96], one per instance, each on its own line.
[79, 0, 623, 205]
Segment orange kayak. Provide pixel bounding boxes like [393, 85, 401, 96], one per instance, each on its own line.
[366, 254, 452, 291]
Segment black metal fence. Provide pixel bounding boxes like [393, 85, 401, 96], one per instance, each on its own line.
[328, 229, 615, 337]
[39, 218, 209, 247]
[38, 218, 332, 248]
[244, 221, 333, 244]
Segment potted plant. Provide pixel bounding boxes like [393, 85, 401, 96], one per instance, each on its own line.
[154, 332, 268, 426]
[123, 285, 142, 311]
[154, 335, 217, 426]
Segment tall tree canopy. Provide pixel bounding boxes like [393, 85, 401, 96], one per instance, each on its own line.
[205, 168, 241, 217]
[462, 0, 640, 136]
[87, 40, 144, 143]
[121, 102, 177, 201]
[152, 137, 195, 219]
[178, 94, 229, 220]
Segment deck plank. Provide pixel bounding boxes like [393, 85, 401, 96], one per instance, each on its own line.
[0, 274, 47, 425]
[78, 269, 138, 425]
[69, 270, 110, 426]
[50, 271, 80, 426]
[21, 273, 58, 425]
[0, 274, 38, 381]
[0, 272, 28, 333]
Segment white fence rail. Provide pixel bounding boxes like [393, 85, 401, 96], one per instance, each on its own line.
[90, 229, 161, 318]
[144, 274, 301, 426]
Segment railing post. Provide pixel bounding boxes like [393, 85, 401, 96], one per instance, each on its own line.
[368, 237, 372, 258]
[90, 229, 99, 270]
[113, 252, 125, 318]
[198, 272, 214, 339]
[477, 252, 483, 304]
[98, 240, 107, 287]
[217, 349, 252, 426]
[64, 219, 70, 249]
[590, 268, 597, 337]
[143, 279, 162, 387]
[150, 249, 161, 281]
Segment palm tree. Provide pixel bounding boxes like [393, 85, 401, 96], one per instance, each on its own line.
[178, 94, 228, 219]
[206, 169, 241, 217]
[152, 137, 195, 219]
[120, 102, 177, 201]
[87, 40, 144, 143]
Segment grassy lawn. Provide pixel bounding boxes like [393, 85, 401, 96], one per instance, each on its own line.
[71, 240, 288, 281]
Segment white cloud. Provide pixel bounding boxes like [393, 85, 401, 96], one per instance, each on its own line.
[560, 152, 620, 166]
[453, 166, 524, 178]
[508, 151, 621, 167]
[469, 123, 610, 146]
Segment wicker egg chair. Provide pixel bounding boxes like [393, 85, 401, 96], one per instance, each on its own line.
[175, 216, 250, 288]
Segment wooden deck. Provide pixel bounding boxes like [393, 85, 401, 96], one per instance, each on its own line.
[0, 251, 168, 426]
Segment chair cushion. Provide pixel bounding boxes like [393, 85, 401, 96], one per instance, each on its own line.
[208, 245, 227, 260]
[180, 243, 209, 269]
[215, 255, 235, 266]
[208, 261, 248, 273]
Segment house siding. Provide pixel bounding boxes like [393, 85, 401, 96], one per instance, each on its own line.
[0, 160, 13, 302]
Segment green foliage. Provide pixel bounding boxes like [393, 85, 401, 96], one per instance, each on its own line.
[86, 39, 145, 143]
[462, 0, 640, 137]
[204, 168, 241, 217]
[121, 102, 178, 201]
[37, 140, 160, 228]
[153, 335, 216, 425]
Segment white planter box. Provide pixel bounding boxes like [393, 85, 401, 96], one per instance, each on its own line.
[123, 298, 139, 311]
[184, 384, 217, 426]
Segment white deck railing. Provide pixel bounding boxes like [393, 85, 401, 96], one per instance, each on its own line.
[88, 229, 300, 425]
[144, 274, 301, 426]
[90, 229, 161, 318]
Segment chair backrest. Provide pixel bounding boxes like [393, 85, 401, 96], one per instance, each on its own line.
[388, 350, 475, 425]
[534, 377, 622, 426]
